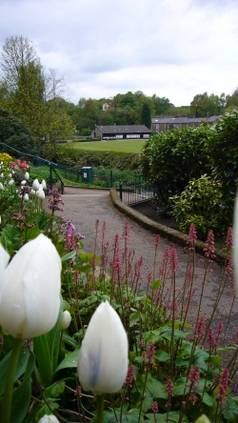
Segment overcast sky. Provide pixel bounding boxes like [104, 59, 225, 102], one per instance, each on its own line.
[0, 0, 237, 105]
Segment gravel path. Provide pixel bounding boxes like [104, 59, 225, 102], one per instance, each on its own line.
[60, 187, 238, 334]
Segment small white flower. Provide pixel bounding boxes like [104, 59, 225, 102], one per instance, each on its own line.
[8, 173, 12, 178]
[8, 179, 14, 186]
[0, 173, 3, 178]
[60, 310, 72, 330]
[25, 172, 30, 180]
[36, 189, 45, 200]
[21, 180, 27, 186]
[30, 189, 36, 196]
[41, 179, 47, 190]
[32, 179, 40, 191]
[38, 415, 60, 423]
[0, 182, 4, 190]
[24, 193, 29, 201]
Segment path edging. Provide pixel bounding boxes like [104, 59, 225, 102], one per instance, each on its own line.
[110, 188, 226, 263]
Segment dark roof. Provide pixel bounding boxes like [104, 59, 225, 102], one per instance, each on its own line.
[151, 116, 220, 124]
[95, 124, 151, 134]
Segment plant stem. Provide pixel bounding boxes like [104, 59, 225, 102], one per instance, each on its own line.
[1, 338, 23, 423]
[96, 395, 104, 423]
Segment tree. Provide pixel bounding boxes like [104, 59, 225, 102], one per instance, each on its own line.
[190, 92, 224, 117]
[141, 103, 151, 128]
[0, 109, 33, 152]
[1, 35, 37, 91]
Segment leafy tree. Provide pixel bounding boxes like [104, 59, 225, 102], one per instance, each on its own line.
[0, 109, 33, 152]
[190, 92, 224, 117]
[141, 103, 151, 128]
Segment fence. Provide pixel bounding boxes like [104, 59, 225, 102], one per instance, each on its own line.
[118, 180, 157, 206]
[0, 142, 143, 190]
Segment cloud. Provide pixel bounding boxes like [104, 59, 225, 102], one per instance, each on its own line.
[0, 0, 237, 105]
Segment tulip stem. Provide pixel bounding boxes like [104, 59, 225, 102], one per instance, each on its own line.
[2, 338, 23, 423]
[96, 395, 104, 423]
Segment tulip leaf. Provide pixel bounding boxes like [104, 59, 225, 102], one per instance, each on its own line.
[44, 381, 65, 398]
[11, 352, 34, 423]
[56, 348, 80, 371]
[0, 347, 30, 396]
[61, 250, 76, 262]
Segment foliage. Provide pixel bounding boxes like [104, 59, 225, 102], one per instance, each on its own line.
[44, 144, 141, 170]
[170, 175, 224, 237]
[141, 103, 151, 128]
[0, 109, 33, 152]
[190, 92, 225, 117]
[0, 152, 13, 163]
[208, 110, 238, 227]
[141, 125, 213, 208]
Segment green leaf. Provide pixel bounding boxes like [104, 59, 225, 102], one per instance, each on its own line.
[223, 397, 238, 421]
[105, 408, 143, 423]
[202, 392, 215, 407]
[174, 377, 187, 396]
[56, 349, 80, 371]
[146, 376, 168, 399]
[156, 350, 170, 363]
[0, 347, 30, 396]
[150, 279, 161, 289]
[11, 376, 32, 423]
[146, 411, 188, 422]
[61, 250, 76, 262]
[44, 381, 65, 399]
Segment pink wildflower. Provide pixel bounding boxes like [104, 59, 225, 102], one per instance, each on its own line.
[151, 401, 160, 413]
[194, 316, 206, 340]
[203, 230, 216, 260]
[217, 368, 229, 404]
[165, 378, 174, 398]
[225, 227, 233, 249]
[125, 365, 135, 388]
[188, 366, 200, 389]
[144, 344, 156, 365]
[188, 223, 197, 251]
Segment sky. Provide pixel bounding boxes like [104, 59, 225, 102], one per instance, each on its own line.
[0, 0, 237, 106]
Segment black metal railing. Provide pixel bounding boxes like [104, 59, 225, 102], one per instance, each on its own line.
[118, 180, 156, 206]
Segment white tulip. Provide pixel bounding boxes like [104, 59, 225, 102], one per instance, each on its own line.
[24, 193, 29, 201]
[0, 234, 61, 339]
[21, 180, 27, 186]
[38, 415, 60, 423]
[0, 182, 4, 190]
[61, 310, 72, 330]
[30, 189, 35, 195]
[32, 178, 40, 191]
[78, 301, 128, 393]
[0, 173, 3, 178]
[8, 179, 14, 186]
[25, 172, 30, 180]
[36, 189, 45, 200]
[41, 179, 47, 190]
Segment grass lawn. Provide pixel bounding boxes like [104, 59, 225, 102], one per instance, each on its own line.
[66, 139, 146, 153]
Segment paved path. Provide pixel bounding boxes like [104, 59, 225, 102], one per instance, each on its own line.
[60, 187, 238, 335]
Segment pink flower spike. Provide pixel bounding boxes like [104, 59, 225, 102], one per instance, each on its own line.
[203, 230, 216, 260]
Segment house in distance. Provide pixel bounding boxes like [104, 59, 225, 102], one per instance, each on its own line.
[92, 124, 152, 140]
[151, 116, 220, 132]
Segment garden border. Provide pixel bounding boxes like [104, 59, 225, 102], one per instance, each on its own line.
[110, 188, 226, 264]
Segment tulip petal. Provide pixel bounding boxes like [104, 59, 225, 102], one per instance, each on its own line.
[78, 301, 128, 393]
[0, 234, 61, 339]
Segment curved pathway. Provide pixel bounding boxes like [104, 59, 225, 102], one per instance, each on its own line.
[60, 187, 238, 335]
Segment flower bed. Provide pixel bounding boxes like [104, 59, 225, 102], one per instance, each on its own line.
[0, 156, 237, 422]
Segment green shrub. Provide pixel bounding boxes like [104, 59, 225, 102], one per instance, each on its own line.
[141, 126, 213, 207]
[208, 109, 238, 226]
[170, 175, 224, 237]
[43, 144, 141, 170]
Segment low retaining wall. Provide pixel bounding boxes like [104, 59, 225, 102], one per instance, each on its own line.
[110, 188, 226, 263]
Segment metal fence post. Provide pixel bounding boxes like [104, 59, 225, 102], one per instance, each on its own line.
[119, 183, 123, 201]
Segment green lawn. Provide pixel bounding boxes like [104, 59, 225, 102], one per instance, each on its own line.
[66, 139, 146, 153]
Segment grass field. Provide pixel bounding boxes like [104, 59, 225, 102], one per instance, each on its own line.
[66, 139, 146, 153]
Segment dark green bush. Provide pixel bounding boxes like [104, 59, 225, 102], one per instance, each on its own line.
[170, 175, 224, 237]
[208, 109, 238, 225]
[43, 144, 141, 170]
[141, 126, 213, 207]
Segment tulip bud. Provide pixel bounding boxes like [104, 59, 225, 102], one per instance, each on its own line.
[60, 310, 72, 330]
[8, 179, 14, 186]
[32, 178, 40, 191]
[38, 415, 60, 423]
[78, 301, 128, 393]
[30, 189, 36, 195]
[0, 234, 61, 339]
[41, 179, 47, 190]
[21, 180, 27, 186]
[25, 172, 30, 180]
[24, 193, 29, 201]
[195, 416, 211, 423]
[36, 189, 45, 200]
